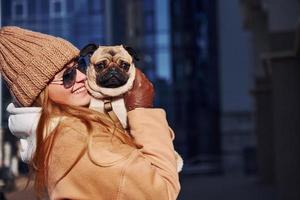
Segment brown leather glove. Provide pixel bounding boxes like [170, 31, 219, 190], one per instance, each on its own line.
[124, 68, 154, 111]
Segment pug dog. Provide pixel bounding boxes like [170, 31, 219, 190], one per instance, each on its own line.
[80, 44, 184, 172]
[80, 44, 139, 128]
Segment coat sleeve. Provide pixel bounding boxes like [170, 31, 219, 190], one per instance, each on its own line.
[6, 103, 41, 162]
[125, 108, 180, 200]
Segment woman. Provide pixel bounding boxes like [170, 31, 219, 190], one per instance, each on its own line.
[0, 26, 180, 199]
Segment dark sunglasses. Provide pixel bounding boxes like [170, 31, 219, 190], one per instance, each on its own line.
[51, 56, 88, 89]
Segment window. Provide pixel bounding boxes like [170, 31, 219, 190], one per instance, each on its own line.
[145, 15, 154, 33]
[143, 0, 153, 12]
[15, 4, 23, 15]
[12, 0, 28, 20]
[54, 1, 62, 13]
[88, 0, 103, 15]
[50, 0, 66, 18]
[145, 34, 154, 48]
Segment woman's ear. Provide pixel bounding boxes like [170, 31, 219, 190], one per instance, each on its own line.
[80, 43, 99, 57]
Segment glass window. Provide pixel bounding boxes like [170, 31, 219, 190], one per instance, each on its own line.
[88, 0, 103, 15]
[12, 0, 27, 19]
[143, 0, 153, 12]
[174, 32, 181, 46]
[50, 0, 66, 18]
[54, 1, 61, 13]
[15, 4, 23, 15]
[145, 15, 154, 33]
[157, 33, 169, 46]
[145, 34, 154, 48]
[156, 50, 171, 81]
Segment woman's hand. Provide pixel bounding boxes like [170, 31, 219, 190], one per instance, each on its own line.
[124, 68, 154, 111]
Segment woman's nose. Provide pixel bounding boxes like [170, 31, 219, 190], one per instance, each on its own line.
[75, 69, 87, 82]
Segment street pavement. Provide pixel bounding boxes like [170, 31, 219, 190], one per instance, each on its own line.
[178, 174, 277, 200]
[5, 174, 277, 200]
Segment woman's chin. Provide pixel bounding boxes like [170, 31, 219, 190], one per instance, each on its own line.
[70, 92, 91, 106]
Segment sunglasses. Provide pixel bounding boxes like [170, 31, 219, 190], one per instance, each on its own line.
[51, 57, 88, 89]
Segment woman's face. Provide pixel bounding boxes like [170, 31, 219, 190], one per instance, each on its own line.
[48, 61, 91, 106]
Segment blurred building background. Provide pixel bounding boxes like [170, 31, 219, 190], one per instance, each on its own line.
[1, 0, 223, 173]
[0, 0, 300, 200]
[240, 0, 300, 200]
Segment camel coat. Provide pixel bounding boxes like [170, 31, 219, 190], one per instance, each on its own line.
[47, 108, 180, 200]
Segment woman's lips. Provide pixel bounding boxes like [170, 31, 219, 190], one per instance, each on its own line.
[73, 86, 87, 94]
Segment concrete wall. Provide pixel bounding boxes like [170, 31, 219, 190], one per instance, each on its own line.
[267, 0, 300, 32]
[218, 0, 255, 174]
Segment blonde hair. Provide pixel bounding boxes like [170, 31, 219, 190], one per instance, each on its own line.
[31, 87, 116, 198]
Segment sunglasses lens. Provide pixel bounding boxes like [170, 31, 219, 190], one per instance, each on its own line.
[63, 67, 76, 88]
[77, 57, 88, 74]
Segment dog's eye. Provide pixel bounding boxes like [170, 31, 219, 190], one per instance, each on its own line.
[94, 62, 106, 71]
[121, 62, 130, 71]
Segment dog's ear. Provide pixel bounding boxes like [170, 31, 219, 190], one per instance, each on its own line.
[123, 45, 140, 61]
[80, 43, 99, 57]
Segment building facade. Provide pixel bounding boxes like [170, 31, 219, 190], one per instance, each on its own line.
[240, 0, 300, 199]
[170, 0, 221, 172]
[2, 0, 106, 47]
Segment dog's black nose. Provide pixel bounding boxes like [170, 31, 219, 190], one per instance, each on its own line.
[110, 69, 118, 75]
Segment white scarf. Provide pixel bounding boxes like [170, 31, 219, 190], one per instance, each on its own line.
[7, 103, 41, 163]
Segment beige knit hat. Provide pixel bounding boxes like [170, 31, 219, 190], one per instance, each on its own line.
[0, 26, 79, 106]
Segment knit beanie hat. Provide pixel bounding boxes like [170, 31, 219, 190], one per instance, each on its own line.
[0, 26, 79, 106]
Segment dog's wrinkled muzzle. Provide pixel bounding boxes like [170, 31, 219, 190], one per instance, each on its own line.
[97, 67, 129, 88]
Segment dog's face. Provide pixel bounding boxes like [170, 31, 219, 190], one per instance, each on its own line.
[81, 44, 137, 98]
[91, 46, 131, 88]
